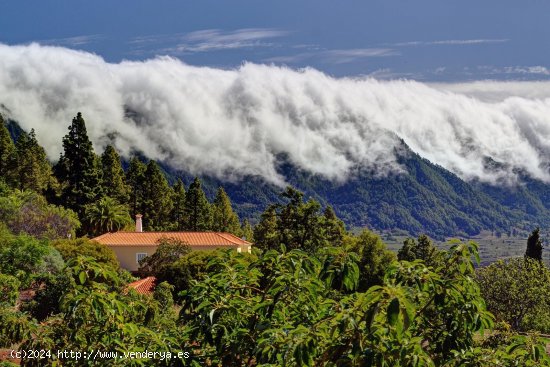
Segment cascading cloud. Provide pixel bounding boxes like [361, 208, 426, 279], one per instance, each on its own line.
[2, 43, 550, 185]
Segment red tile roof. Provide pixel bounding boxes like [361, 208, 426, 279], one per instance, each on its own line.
[92, 231, 252, 247]
[127, 276, 157, 295]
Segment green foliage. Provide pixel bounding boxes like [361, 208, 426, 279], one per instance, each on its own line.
[0, 230, 51, 287]
[126, 156, 146, 218]
[84, 196, 132, 236]
[15, 129, 56, 193]
[170, 178, 187, 230]
[254, 187, 343, 253]
[240, 218, 254, 242]
[397, 234, 440, 267]
[21, 272, 70, 321]
[141, 160, 174, 230]
[184, 177, 212, 231]
[322, 205, 346, 246]
[101, 145, 131, 204]
[525, 227, 543, 261]
[161, 249, 238, 299]
[477, 257, 550, 332]
[211, 186, 241, 235]
[0, 115, 18, 187]
[52, 237, 119, 269]
[138, 237, 190, 277]
[0, 273, 20, 307]
[153, 281, 175, 310]
[177, 241, 529, 366]
[0, 189, 80, 240]
[18, 257, 188, 366]
[345, 229, 396, 291]
[54, 112, 103, 218]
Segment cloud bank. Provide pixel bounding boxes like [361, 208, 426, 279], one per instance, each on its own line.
[2, 43, 550, 185]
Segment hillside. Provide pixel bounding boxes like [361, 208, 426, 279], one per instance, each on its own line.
[162, 140, 542, 239]
[6, 118, 548, 239]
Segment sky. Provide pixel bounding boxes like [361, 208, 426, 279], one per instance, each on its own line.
[2, 0, 550, 81]
[2, 1, 550, 185]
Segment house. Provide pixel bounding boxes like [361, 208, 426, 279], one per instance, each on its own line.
[92, 214, 253, 272]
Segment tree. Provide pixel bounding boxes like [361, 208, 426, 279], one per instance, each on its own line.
[0, 231, 51, 288]
[0, 274, 20, 307]
[525, 227, 543, 261]
[477, 257, 550, 332]
[345, 229, 396, 291]
[397, 234, 440, 266]
[138, 237, 190, 277]
[54, 112, 102, 218]
[52, 237, 119, 269]
[84, 196, 132, 236]
[141, 160, 173, 230]
[125, 156, 146, 218]
[15, 129, 55, 193]
[0, 115, 18, 187]
[170, 179, 186, 230]
[0, 189, 80, 240]
[240, 219, 254, 242]
[178, 241, 538, 366]
[322, 205, 345, 246]
[101, 145, 130, 204]
[254, 187, 340, 253]
[184, 177, 212, 231]
[211, 187, 241, 235]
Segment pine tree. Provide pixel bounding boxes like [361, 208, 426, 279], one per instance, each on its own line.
[253, 205, 280, 251]
[526, 227, 543, 261]
[212, 187, 241, 235]
[54, 112, 102, 217]
[240, 219, 254, 242]
[141, 160, 173, 230]
[322, 205, 346, 246]
[171, 179, 187, 230]
[184, 177, 212, 231]
[126, 157, 146, 218]
[0, 115, 18, 187]
[15, 129, 54, 193]
[101, 145, 130, 204]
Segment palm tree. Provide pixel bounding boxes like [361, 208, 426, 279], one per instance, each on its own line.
[84, 196, 132, 236]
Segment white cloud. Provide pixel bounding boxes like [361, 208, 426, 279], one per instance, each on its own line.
[265, 48, 397, 65]
[132, 28, 289, 54]
[2, 43, 550, 186]
[395, 38, 509, 47]
[37, 34, 104, 47]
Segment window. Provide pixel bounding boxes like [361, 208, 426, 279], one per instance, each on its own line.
[136, 253, 148, 264]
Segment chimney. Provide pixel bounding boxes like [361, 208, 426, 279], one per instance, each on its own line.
[135, 214, 143, 232]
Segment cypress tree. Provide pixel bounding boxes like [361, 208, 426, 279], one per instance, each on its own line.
[141, 160, 173, 230]
[526, 227, 543, 261]
[0, 115, 18, 187]
[16, 129, 54, 193]
[126, 157, 146, 218]
[54, 112, 102, 217]
[184, 177, 212, 231]
[171, 179, 187, 230]
[101, 145, 130, 204]
[212, 187, 241, 235]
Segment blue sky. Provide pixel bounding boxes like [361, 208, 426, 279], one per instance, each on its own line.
[1, 0, 549, 81]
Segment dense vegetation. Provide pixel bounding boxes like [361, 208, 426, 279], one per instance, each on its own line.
[5, 114, 549, 239]
[2, 112, 550, 365]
